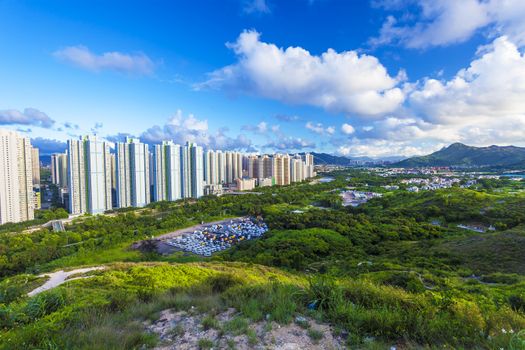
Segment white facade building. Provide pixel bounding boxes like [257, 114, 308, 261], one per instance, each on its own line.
[67, 135, 112, 215]
[116, 138, 150, 208]
[189, 142, 204, 198]
[152, 141, 181, 202]
[0, 129, 34, 224]
[51, 152, 68, 188]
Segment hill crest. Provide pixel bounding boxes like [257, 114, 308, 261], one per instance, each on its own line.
[395, 143, 525, 168]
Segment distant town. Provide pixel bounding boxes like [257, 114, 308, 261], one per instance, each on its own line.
[0, 129, 315, 224]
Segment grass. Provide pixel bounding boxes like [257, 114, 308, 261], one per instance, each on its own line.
[1, 261, 524, 349]
[43, 242, 143, 270]
[201, 315, 220, 330]
[435, 225, 525, 274]
[0, 262, 303, 350]
[307, 329, 324, 343]
[197, 338, 214, 349]
[246, 328, 258, 346]
[223, 316, 249, 336]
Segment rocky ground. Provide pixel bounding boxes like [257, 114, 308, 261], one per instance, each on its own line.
[145, 307, 345, 349]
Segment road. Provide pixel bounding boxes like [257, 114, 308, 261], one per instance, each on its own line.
[27, 266, 105, 297]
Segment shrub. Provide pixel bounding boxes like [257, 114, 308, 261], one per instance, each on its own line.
[509, 295, 525, 313]
[107, 289, 136, 312]
[480, 273, 520, 285]
[24, 289, 66, 321]
[0, 304, 12, 328]
[207, 273, 243, 293]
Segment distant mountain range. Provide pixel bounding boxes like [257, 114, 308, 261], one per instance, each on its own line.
[306, 152, 404, 166]
[394, 143, 525, 168]
[42, 144, 525, 169]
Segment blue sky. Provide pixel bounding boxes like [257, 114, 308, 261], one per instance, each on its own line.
[1, 0, 525, 157]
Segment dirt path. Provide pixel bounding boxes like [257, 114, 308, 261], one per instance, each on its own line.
[27, 266, 106, 297]
[154, 217, 247, 241]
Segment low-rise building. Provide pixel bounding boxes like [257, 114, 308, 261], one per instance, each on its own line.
[236, 178, 256, 191]
[257, 177, 273, 187]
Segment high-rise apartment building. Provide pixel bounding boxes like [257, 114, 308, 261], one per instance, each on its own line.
[245, 155, 257, 179]
[304, 153, 315, 178]
[181, 143, 191, 198]
[189, 142, 204, 198]
[51, 152, 68, 188]
[67, 135, 112, 215]
[204, 150, 212, 185]
[153, 142, 203, 200]
[235, 152, 243, 180]
[204, 150, 220, 185]
[0, 130, 34, 224]
[152, 141, 181, 202]
[263, 155, 273, 179]
[210, 150, 219, 185]
[223, 151, 242, 184]
[31, 147, 40, 187]
[224, 152, 233, 184]
[116, 138, 150, 208]
[290, 155, 305, 183]
[30, 147, 41, 209]
[217, 151, 226, 184]
[273, 154, 291, 186]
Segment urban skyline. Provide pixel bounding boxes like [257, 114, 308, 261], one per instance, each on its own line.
[0, 128, 316, 223]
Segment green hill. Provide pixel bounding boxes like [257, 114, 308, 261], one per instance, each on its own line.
[308, 152, 354, 166]
[434, 225, 525, 275]
[395, 143, 525, 168]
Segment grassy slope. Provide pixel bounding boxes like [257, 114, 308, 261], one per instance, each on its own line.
[434, 225, 525, 275]
[0, 262, 305, 349]
[2, 261, 524, 349]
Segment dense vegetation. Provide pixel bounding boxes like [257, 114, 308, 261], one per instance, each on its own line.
[0, 169, 524, 349]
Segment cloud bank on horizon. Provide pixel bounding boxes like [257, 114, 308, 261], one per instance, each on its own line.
[1, 0, 525, 158]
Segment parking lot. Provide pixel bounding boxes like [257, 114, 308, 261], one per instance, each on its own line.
[164, 217, 268, 256]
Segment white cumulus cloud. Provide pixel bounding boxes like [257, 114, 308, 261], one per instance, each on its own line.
[409, 37, 525, 127]
[305, 121, 335, 135]
[198, 30, 405, 117]
[341, 123, 355, 135]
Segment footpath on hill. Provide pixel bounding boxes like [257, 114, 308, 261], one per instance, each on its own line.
[27, 266, 106, 296]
